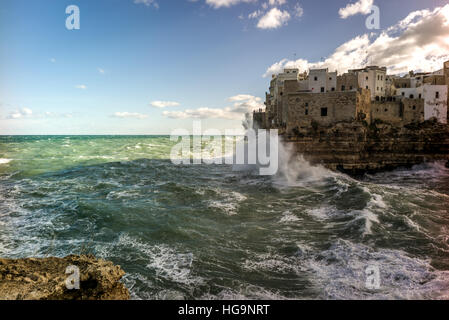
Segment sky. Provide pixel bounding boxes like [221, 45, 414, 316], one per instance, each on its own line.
[0, 0, 448, 135]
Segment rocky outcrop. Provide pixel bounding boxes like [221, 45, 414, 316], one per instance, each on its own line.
[0, 255, 129, 300]
[284, 119, 449, 175]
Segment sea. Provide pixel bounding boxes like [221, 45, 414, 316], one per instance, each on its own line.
[1, 135, 449, 299]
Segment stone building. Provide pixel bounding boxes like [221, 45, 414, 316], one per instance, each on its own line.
[286, 89, 371, 135]
[255, 62, 449, 132]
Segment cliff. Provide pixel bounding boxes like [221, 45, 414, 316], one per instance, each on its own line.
[284, 119, 449, 175]
[0, 255, 129, 300]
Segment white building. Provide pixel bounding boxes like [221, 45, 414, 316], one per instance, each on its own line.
[348, 66, 387, 100]
[397, 84, 448, 124]
[423, 84, 447, 124]
[308, 68, 337, 93]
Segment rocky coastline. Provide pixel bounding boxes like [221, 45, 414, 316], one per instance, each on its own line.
[283, 119, 449, 175]
[0, 255, 129, 300]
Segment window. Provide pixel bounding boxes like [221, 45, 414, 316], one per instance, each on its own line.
[436, 91, 440, 99]
[321, 107, 328, 117]
[350, 86, 353, 90]
[402, 92, 405, 96]
[305, 109, 308, 115]
[331, 87, 335, 91]
[314, 77, 318, 81]
[280, 92, 283, 96]
[366, 86, 369, 89]
[385, 109, 388, 112]
[419, 94, 422, 99]
[341, 85, 345, 91]
[413, 105, 416, 110]
[321, 87, 325, 92]
[305, 103, 309, 107]
[329, 77, 332, 80]
[410, 94, 414, 99]
[366, 76, 369, 81]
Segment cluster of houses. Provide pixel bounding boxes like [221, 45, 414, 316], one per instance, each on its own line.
[253, 61, 449, 135]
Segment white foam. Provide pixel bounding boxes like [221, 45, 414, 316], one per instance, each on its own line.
[208, 189, 247, 216]
[280, 210, 300, 223]
[305, 239, 449, 299]
[110, 234, 203, 286]
[0, 159, 12, 164]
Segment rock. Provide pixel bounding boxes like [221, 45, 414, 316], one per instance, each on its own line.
[0, 255, 129, 300]
[284, 120, 449, 175]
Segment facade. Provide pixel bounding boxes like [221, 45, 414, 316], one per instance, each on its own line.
[347, 66, 387, 100]
[255, 61, 449, 133]
[286, 89, 371, 134]
[308, 68, 337, 93]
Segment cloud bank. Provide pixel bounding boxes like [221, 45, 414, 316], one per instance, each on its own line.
[264, 5, 449, 76]
[162, 95, 263, 119]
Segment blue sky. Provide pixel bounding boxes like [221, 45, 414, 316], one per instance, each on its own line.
[0, 0, 448, 134]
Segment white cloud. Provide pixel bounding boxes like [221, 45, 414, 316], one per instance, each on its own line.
[339, 0, 374, 19]
[294, 3, 303, 18]
[112, 112, 149, 119]
[162, 95, 263, 120]
[75, 84, 87, 90]
[4, 108, 76, 120]
[264, 5, 449, 76]
[7, 108, 32, 119]
[150, 101, 180, 108]
[98, 68, 105, 74]
[257, 8, 291, 29]
[134, 0, 159, 9]
[268, 0, 286, 6]
[205, 0, 255, 9]
[248, 10, 263, 19]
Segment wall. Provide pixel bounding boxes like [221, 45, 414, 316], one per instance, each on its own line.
[423, 84, 448, 124]
[397, 87, 423, 99]
[337, 73, 358, 92]
[286, 91, 358, 133]
[327, 72, 337, 92]
[402, 98, 424, 124]
[370, 101, 402, 124]
[308, 69, 329, 93]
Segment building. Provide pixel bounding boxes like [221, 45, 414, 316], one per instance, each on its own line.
[346, 66, 387, 101]
[255, 62, 449, 132]
[308, 68, 337, 93]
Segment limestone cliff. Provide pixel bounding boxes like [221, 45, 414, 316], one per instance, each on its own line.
[284, 119, 449, 175]
[0, 255, 129, 300]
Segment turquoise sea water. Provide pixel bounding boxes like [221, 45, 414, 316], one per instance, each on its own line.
[1, 135, 449, 299]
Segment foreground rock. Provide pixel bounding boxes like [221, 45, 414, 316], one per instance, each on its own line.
[0, 255, 129, 300]
[284, 119, 449, 175]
